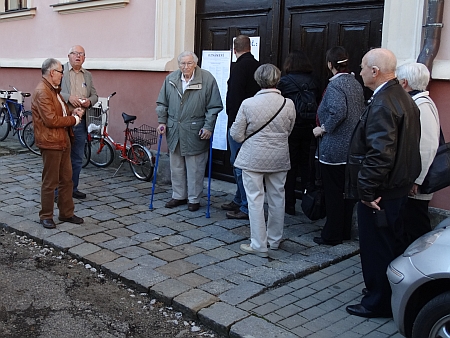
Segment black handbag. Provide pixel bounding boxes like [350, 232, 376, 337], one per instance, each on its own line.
[301, 140, 326, 220]
[420, 131, 450, 194]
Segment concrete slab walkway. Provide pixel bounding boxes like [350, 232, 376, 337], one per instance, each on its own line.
[0, 135, 403, 337]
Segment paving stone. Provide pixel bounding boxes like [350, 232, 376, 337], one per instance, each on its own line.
[184, 253, 220, 267]
[160, 234, 192, 246]
[252, 302, 281, 316]
[219, 281, 266, 306]
[102, 257, 139, 278]
[114, 245, 150, 259]
[120, 265, 169, 292]
[126, 222, 157, 233]
[83, 232, 115, 244]
[90, 211, 118, 221]
[198, 279, 235, 296]
[173, 243, 204, 256]
[195, 264, 232, 281]
[229, 315, 298, 338]
[198, 302, 249, 337]
[205, 247, 239, 261]
[99, 237, 140, 251]
[242, 266, 294, 287]
[66, 224, 107, 237]
[105, 228, 136, 238]
[155, 260, 198, 278]
[139, 240, 170, 252]
[180, 228, 209, 241]
[148, 226, 176, 236]
[44, 232, 85, 251]
[275, 303, 303, 318]
[191, 237, 225, 250]
[149, 278, 191, 304]
[68, 242, 101, 258]
[177, 273, 211, 288]
[153, 249, 187, 262]
[172, 289, 218, 319]
[277, 314, 309, 329]
[130, 232, 161, 243]
[217, 258, 254, 274]
[84, 248, 120, 267]
[132, 254, 167, 269]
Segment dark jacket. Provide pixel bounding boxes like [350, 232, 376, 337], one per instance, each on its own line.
[31, 78, 77, 151]
[277, 72, 320, 127]
[345, 79, 421, 201]
[226, 52, 260, 128]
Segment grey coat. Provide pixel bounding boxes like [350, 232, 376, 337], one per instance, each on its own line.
[317, 73, 365, 164]
[156, 67, 223, 156]
[60, 62, 98, 109]
[231, 89, 296, 172]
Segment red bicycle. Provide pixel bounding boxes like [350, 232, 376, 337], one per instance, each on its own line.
[88, 92, 157, 181]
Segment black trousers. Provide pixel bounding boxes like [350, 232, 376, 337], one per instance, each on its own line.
[358, 196, 407, 314]
[402, 198, 431, 246]
[285, 125, 314, 208]
[320, 163, 355, 243]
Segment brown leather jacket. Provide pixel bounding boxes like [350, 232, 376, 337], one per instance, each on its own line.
[31, 78, 77, 150]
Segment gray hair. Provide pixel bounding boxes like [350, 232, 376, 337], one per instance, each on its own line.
[254, 64, 281, 89]
[41, 58, 61, 76]
[396, 62, 430, 91]
[177, 51, 198, 64]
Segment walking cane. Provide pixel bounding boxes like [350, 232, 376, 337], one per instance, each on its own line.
[206, 133, 213, 218]
[149, 133, 163, 210]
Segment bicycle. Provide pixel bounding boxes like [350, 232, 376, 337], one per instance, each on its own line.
[0, 86, 32, 147]
[88, 92, 157, 181]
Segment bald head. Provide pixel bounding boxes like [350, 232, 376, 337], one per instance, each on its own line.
[360, 48, 397, 90]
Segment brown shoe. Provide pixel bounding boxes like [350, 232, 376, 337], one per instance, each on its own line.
[165, 199, 188, 208]
[226, 210, 249, 220]
[40, 219, 56, 229]
[188, 203, 200, 212]
[58, 215, 84, 224]
[221, 201, 240, 211]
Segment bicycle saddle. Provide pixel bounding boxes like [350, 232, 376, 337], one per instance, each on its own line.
[22, 93, 31, 97]
[122, 112, 137, 123]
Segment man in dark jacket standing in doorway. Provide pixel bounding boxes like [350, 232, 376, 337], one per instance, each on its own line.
[221, 35, 260, 220]
[345, 48, 421, 318]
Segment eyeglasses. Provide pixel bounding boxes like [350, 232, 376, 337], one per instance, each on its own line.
[179, 61, 195, 68]
[70, 51, 85, 57]
[53, 68, 64, 75]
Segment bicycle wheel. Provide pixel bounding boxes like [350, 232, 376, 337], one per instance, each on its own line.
[18, 111, 32, 147]
[89, 136, 114, 167]
[82, 140, 91, 168]
[22, 120, 41, 156]
[0, 108, 10, 141]
[128, 144, 154, 181]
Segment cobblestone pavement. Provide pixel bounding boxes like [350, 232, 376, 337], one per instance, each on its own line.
[0, 135, 403, 337]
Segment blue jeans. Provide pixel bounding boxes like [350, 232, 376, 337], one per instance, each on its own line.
[228, 129, 248, 214]
[71, 122, 87, 192]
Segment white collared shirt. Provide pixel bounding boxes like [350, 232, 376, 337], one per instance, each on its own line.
[181, 70, 195, 93]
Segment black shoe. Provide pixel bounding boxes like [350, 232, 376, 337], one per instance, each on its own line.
[40, 219, 56, 229]
[72, 190, 86, 199]
[226, 210, 249, 220]
[221, 201, 240, 211]
[165, 199, 188, 208]
[58, 215, 84, 224]
[188, 203, 200, 212]
[346, 304, 392, 318]
[313, 237, 342, 246]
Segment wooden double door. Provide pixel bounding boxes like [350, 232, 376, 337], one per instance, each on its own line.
[196, 0, 384, 181]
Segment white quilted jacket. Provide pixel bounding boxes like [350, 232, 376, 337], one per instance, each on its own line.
[231, 89, 295, 172]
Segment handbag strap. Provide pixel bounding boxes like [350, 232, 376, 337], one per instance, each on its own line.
[244, 98, 286, 142]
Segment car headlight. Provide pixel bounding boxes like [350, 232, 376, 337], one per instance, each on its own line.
[403, 228, 444, 257]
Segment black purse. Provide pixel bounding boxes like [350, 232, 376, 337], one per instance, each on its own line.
[301, 140, 326, 221]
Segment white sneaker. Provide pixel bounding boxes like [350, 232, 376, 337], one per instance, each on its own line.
[240, 244, 268, 258]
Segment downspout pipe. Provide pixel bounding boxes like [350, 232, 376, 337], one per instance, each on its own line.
[417, 0, 445, 73]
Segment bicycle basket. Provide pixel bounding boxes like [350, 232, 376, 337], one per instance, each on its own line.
[87, 105, 104, 134]
[130, 124, 158, 147]
[6, 101, 21, 119]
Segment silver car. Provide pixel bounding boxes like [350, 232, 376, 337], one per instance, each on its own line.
[387, 218, 450, 338]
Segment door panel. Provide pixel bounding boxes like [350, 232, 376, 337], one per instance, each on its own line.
[196, 0, 383, 182]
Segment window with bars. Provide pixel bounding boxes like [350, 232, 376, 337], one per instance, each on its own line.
[5, 0, 27, 11]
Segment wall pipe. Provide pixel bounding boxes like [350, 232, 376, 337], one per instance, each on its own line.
[417, 0, 445, 73]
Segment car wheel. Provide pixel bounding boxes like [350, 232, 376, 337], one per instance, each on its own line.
[412, 291, 450, 338]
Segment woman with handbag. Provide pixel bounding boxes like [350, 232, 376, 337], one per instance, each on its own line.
[312, 46, 365, 246]
[231, 64, 296, 257]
